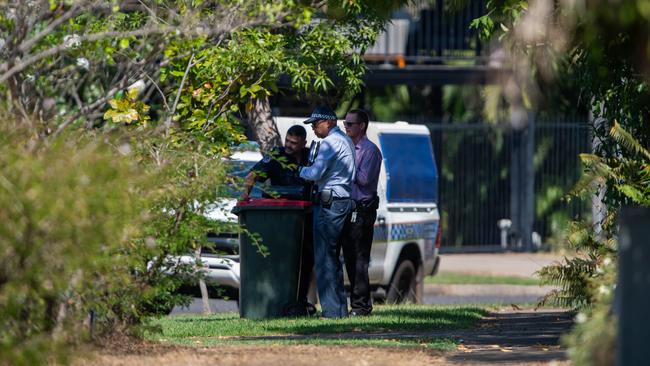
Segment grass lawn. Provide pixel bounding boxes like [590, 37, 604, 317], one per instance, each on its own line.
[426, 272, 541, 286]
[146, 305, 488, 350]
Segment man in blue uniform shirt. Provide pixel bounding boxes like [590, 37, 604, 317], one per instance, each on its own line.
[299, 106, 356, 318]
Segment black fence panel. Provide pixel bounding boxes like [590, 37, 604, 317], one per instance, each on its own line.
[422, 121, 591, 252]
[533, 123, 593, 244]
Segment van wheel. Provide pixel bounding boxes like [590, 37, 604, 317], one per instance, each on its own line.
[386, 259, 417, 304]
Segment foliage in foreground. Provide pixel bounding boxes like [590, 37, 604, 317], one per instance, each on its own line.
[536, 122, 647, 366]
[0, 2, 407, 364]
[474, 1, 650, 364]
[0, 124, 147, 365]
[0, 120, 250, 365]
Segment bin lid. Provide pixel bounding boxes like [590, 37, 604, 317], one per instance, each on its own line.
[237, 198, 312, 208]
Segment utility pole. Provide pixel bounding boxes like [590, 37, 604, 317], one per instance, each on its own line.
[617, 208, 650, 365]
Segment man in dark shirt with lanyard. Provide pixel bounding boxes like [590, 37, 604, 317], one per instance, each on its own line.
[241, 125, 315, 313]
[341, 109, 382, 316]
[242, 125, 310, 198]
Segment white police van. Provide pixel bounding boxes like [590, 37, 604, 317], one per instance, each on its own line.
[188, 117, 441, 304]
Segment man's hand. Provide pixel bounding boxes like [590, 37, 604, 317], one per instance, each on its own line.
[240, 191, 250, 201]
[241, 171, 256, 201]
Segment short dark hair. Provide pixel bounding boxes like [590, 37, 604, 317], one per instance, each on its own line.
[287, 124, 307, 139]
[348, 109, 370, 132]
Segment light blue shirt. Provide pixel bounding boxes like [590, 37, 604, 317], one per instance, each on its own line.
[300, 126, 356, 198]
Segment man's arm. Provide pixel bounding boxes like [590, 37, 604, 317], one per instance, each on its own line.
[241, 171, 257, 200]
[356, 145, 382, 187]
[299, 139, 334, 181]
[241, 154, 272, 200]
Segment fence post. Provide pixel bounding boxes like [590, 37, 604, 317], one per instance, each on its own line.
[617, 207, 650, 365]
[509, 113, 535, 251]
[510, 127, 522, 249]
[522, 113, 535, 251]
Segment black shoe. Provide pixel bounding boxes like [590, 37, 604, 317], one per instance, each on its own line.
[283, 300, 318, 317]
[304, 301, 317, 316]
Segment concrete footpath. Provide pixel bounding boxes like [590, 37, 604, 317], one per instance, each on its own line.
[437, 252, 563, 277]
[431, 253, 572, 365]
[422, 252, 564, 306]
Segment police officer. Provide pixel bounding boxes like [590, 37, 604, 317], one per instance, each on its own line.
[341, 109, 382, 316]
[299, 106, 356, 318]
[242, 125, 315, 313]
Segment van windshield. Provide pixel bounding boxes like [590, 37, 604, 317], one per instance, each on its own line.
[379, 133, 438, 203]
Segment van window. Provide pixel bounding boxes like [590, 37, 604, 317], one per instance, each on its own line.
[379, 133, 438, 203]
[225, 160, 262, 198]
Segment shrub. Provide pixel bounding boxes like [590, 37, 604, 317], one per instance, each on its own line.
[0, 126, 147, 365]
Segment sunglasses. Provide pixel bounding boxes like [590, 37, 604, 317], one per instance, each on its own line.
[344, 121, 360, 127]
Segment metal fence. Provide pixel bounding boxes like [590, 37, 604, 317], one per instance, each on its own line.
[365, 0, 487, 64]
[421, 119, 592, 252]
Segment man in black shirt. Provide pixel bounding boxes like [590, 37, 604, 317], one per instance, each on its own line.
[242, 125, 310, 199]
[241, 125, 315, 314]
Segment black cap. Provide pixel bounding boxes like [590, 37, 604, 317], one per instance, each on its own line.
[303, 106, 338, 124]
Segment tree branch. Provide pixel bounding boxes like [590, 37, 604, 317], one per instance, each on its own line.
[165, 53, 195, 135]
[17, 3, 85, 54]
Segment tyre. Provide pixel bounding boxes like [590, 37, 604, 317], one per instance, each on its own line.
[386, 259, 418, 304]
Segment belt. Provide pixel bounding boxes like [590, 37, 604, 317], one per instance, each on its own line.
[317, 196, 351, 207]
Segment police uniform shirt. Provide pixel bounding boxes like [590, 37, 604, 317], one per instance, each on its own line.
[299, 126, 356, 198]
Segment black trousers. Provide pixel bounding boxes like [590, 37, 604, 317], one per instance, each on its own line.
[298, 212, 314, 303]
[341, 207, 377, 314]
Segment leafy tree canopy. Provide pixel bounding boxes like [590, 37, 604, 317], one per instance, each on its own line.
[1, 0, 404, 147]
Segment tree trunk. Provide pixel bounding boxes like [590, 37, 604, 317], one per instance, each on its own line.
[248, 95, 282, 151]
[195, 246, 212, 315]
[589, 100, 607, 239]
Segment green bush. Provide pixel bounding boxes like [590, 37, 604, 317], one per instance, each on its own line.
[563, 256, 617, 366]
[0, 126, 147, 364]
[0, 124, 238, 365]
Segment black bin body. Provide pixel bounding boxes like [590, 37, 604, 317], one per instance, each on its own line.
[236, 198, 311, 319]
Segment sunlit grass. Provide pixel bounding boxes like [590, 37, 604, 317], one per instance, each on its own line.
[146, 304, 487, 351]
[426, 272, 541, 286]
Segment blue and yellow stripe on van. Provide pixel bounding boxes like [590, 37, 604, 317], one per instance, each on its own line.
[373, 221, 438, 243]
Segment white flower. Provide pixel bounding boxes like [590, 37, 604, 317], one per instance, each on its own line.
[118, 143, 132, 155]
[598, 285, 611, 296]
[79, 175, 90, 185]
[63, 34, 81, 49]
[603, 257, 612, 266]
[76, 57, 90, 70]
[575, 312, 587, 323]
[127, 80, 145, 95]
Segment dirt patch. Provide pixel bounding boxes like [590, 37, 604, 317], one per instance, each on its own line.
[78, 344, 447, 366]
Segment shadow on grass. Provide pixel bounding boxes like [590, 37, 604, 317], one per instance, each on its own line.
[154, 305, 489, 340]
[169, 317, 231, 323]
[265, 306, 488, 335]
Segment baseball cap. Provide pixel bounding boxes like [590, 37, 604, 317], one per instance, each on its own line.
[303, 106, 338, 124]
